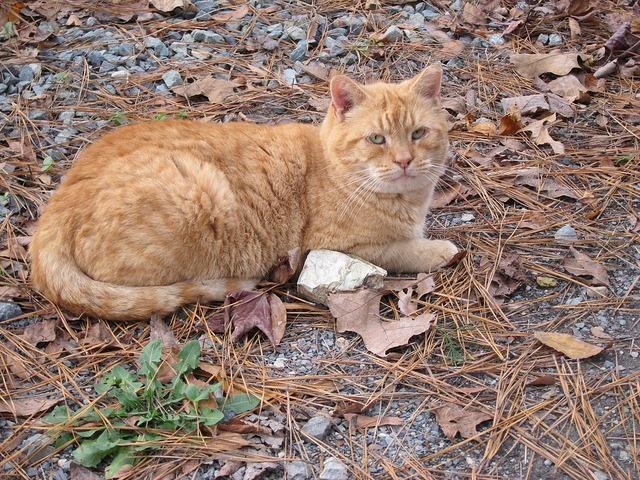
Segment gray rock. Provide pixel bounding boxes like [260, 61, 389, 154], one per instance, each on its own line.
[381, 25, 403, 43]
[54, 128, 77, 145]
[53, 469, 68, 480]
[0, 302, 22, 321]
[283, 68, 297, 85]
[19, 64, 42, 83]
[408, 13, 425, 28]
[87, 50, 104, 66]
[0, 83, 7, 94]
[144, 37, 170, 57]
[555, 224, 578, 241]
[489, 34, 505, 45]
[86, 16, 98, 26]
[58, 111, 75, 125]
[266, 23, 283, 39]
[548, 33, 563, 46]
[28, 110, 47, 120]
[319, 457, 348, 480]
[460, 213, 475, 222]
[285, 26, 306, 41]
[115, 43, 136, 56]
[297, 250, 387, 305]
[301, 415, 333, 440]
[21, 434, 53, 463]
[162, 69, 182, 88]
[110, 70, 130, 80]
[289, 39, 308, 61]
[537, 33, 549, 44]
[422, 7, 441, 19]
[192, 29, 225, 43]
[287, 461, 311, 480]
[170, 42, 188, 56]
[98, 61, 117, 73]
[450, 0, 463, 11]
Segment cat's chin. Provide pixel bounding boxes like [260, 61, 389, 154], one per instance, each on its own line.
[373, 176, 431, 194]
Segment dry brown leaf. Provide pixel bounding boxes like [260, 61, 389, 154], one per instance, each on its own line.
[198, 362, 222, 378]
[519, 114, 565, 155]
[498, 110, 523, 136]
[563, 247, 610, 286]
[568, 17, 581, 39]
[82, 321, 114, 345]
[526, 374, 556, 386]
[345, 414, 404, 429]
[397, 288, 417, 316]
[22, 319, 57, 345]
[441, 96, 467, 115]
[150, 315, 180, 382]
[547, 93, 576, 117]
[415, 273, 435, 297]
[514, 170, 580, 200]
[481, 253, 527, 297]
[70, 463, 103, 480]
[150, 315, 178, 347]
[591, 326, 613, 340]
[268, 247, 301, 283]
[500, 94, 549, 116]
[0, 396, 58, 416]
[439, 40, 465, 59]
[546, 75, 587, 101]
[564, 0, 591, 16]
[334, 399, 367, 417]
[308, 96, 330, 112]
[534, 331, 603, 359]
[299, 62, 330, 81]
[221, 291, 287, 347]
[150, 0, 194, 12]
[462, 3, 486, 25]
[212, 5, 249, 22]
[432, 404, 492, 440]
[218, 418, 270, 434]
[605, 22, 631, 52]
[65, 14, 82, 26]
[510, 52, 587, 78]
[172, 77, 238, 104]
[328, 289, 435, 357]
[0, 286, 21, 300]
[469, 120, 497, 136]
[431, 183, 461, 208]
[204, 431, 252, 452]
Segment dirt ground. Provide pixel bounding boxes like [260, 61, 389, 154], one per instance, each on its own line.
[0, 0, 639, 479]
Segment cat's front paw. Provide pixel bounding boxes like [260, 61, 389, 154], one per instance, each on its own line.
[424, 240, 459, 270]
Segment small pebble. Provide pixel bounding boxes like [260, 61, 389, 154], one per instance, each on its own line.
[319, 457, 348, 480]
[287, 460, 311, 480]
[162, 70, 182, 88]
[272, 357, 286, 369]
[554, 224, 578, 241]
[283, 68, 297, 85]
[548, 33, 563, 46]
[460, 213, 475, 222]
[0, 302, 22, 321]
[301, 415, 332, 440]
[381, 26, 403, 43]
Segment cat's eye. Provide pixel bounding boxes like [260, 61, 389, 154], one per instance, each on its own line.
[411, 128, 427, 141]
[368, 134, 386, 145]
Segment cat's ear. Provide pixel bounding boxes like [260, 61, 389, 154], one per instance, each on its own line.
[407, 64, 442, 100]
[330, 75, 367, 121]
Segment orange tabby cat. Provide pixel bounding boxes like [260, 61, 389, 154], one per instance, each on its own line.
[30, 64, 457, 320]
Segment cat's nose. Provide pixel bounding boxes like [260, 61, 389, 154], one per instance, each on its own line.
[393, 154, 413, 169]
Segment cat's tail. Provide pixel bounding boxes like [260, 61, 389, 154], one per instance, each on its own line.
[30, 241, 254, 321]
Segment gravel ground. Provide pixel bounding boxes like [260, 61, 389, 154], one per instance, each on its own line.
[1, 0, 639, 479]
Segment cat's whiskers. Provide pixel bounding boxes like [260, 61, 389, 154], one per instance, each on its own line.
[336, 174, 379, 222]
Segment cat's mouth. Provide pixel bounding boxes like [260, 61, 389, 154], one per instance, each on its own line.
[389, 171, 417, 181]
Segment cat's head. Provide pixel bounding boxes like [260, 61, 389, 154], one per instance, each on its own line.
[321, 65, 448, 195]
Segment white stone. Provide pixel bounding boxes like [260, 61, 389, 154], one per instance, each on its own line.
[272, 357, 286, 369]
[287, 460, 311, 480]
[460, 213, 475, 222]
[301, 415, 332, 440]
[319, 457, 348, 480]
[554, 224, 578, 241]
[297, 249, 387, 305]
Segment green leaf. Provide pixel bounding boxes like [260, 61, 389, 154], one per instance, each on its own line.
[536, 276, 558, 288]
[139, 339, 162, 380]
[73, 429, 122, 468]
[0, 192, 9, 207]
[109, 111, 126, 126]
[175, 340, 200, 376]
[152, 112, 167, 121]
[97, 365, 142, 396]
[184, 383, 209, 403]
[44, 405, 72, 424]
[221, 393, 260, 415]
[199, 407, 224, 426]
[76, 428, 103, 438]
[41, 155, 54, 172]
[176, 110, 188, 120]
[54, 432, 73, 448]
[105, 446, 136, 479]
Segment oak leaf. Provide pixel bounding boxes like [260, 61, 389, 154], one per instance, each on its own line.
[69, 463, 103, 480]
[0, 395, 58, 416]
[563, 247, 610, 286]
[510, 52, 587, 78]
[546, 75, 587, 102]
[328, 289, 435, 357]
[500, 94, 549, 116]
[519, 114, 565, 155]
[344, 414, 404, 429]
[432, 404, 492, 440]
[149, 0, 194, 12]
[534, 331, 603, 359]
[22, 319, 57, 345]
[172, 77, 238, 104]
